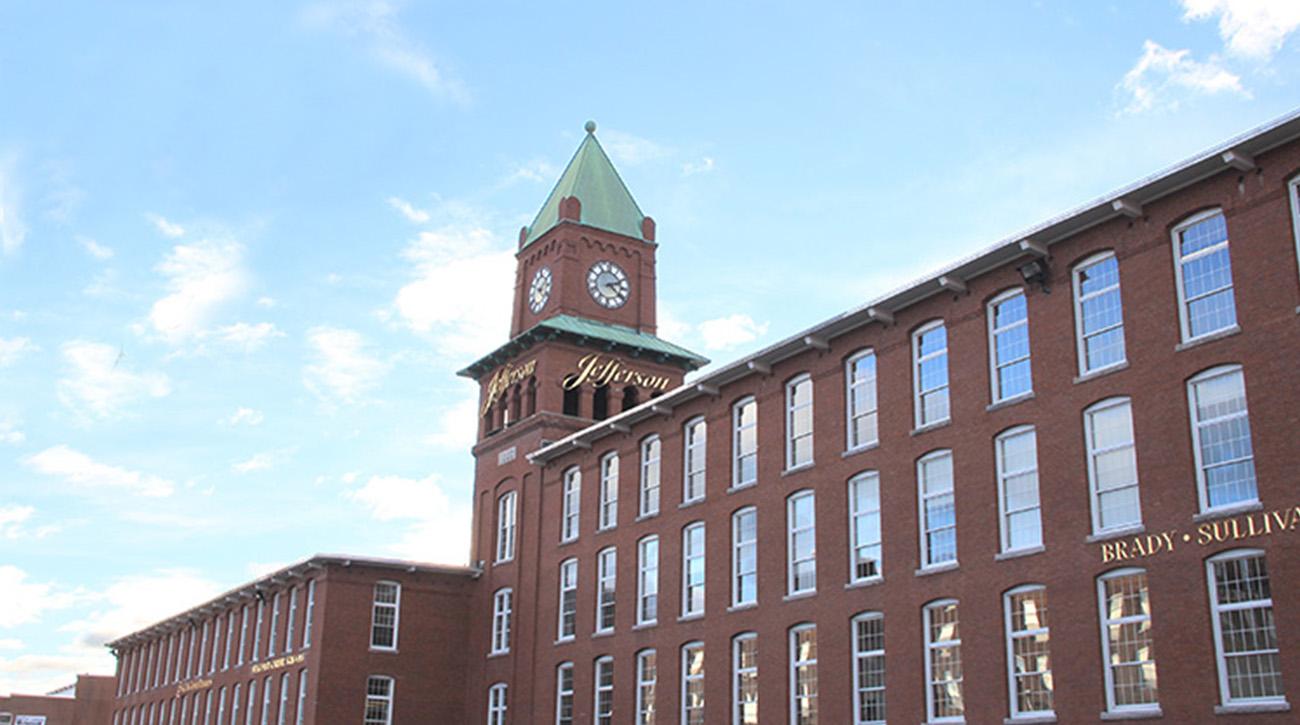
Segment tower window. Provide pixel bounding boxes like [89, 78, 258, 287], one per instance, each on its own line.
[593, 386, 609, 420]
[563, 387, 580, 417]
[622, 385, 640, 411]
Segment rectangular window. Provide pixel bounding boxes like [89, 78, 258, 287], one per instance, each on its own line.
[252, 600, 264, 662]
[852, 613, 886, 725]
[682, 523, 705, 617]
[638, 536, 659, 626]
[1005, 586, 1053, 718]
[370, 581, 400, 650]
[561, 467, 581, 542]
[268, 593, 281, 658]
[496, 490, 517, 562]
[294, 669, 307, 725]
[285, 588, 298, 656]
[276, 673, 289, 725]
[732, 397, 757, 488]
[790, 625, 817, 725]
[683, 418, 707, 503]
[596, 547, 617, 633]
[913, 322, 950, 427]
[488, 683, 508, 725]
[555, 663, 575, 725]
[997, 427, 1042, 553]
[918, 452, 956, 568]
[199, 620, 210, 677]
[238, 606, 249, 666]
[924, 600, 964, 722]
[232, 684, 241, 725]
[1098, 569, 1159, 713]
[786, 375, 813, 469]
[594, 657, 614, 725]
[301, 580, 315, 650]
[558, 558, 578, 641]
[1085, 398, 1141, 534]
[1189, 366, 1258, 511]
[731, 508, 757, 607]
[1208, 552, 1285, 705]
[599, 452, 619, 530]
[989, 289, 1032, 402]
[636, 650, 656, 725]
[223, 611, 234, 670]
[787, 491, 816, 595]
[640, 436, 661, 517]
[491, 588, 512, 654]
[846, 351, 878, 450]
[364, 676, 393, 725]
[244, 679, 256, 725]
[1291, 175, 1300, 283]
[188, 625, 198, 678]
[733, 633, 758, 725]
[259, 675, 271, 725]
[681, 642, 705, 725]
[1073, 252, 1126, 374]
[849, 472, 882, 583]
[1173, 210, 1237, 341]
[210, 617, 222, 673]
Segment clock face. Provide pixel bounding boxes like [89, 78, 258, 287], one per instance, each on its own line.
[529, 267, 552, 313]
[587, 260, 630, 309]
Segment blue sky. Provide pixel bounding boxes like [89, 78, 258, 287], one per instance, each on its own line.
[2, 0, 1298, 695]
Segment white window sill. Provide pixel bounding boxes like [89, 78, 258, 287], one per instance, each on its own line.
[368, 647, 398, 654]
[596, 525, 617, 534]
[1100, 706, 1161, 720]
[727, 482, 757, 494]
[727, 602, 758, 613]
[1175, 324, 1241, 351]
[783, 590, 817, 602]
[592, 630, 614, 639]
[781, 462, 815, 477]
[996, 545, 1045, 561]
[1086, 524, 1145, 543]
[1074, 360, 1129, 384]
[487, 650, 509, 659]
[492, 557, 514, 567]
[1193, 500, 1262, 522]
[634, 511, 659, 523]
[924, 719, 965, 725]
[842, 442, 879, 458]
[559, 537, 578, 548]
[987, 391, 1034, 412]
[1214, 699, 1290, 714]
[554, 637, 574, 646]
[632, 621, 657, 631]
[678, 498, 705, 510]
[676, 613, 704, 623]
[911, 419, 951, 437]
[1004, 715, 1056, 725]
[915, 561, 959, 577]
[845, 577, 883, 590]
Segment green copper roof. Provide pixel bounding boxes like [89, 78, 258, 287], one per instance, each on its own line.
[523, 122, 647, 246]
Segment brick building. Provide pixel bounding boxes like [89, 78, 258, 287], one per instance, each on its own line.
[1, 675, 115, 725]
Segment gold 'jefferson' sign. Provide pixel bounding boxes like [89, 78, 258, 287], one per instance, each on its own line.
[1099, 504, 1300, 563]
[561, 354, 671, 392]
[481, 359, 537, 416]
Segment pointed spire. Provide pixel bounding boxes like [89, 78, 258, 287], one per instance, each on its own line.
[522, 121, 648, 247]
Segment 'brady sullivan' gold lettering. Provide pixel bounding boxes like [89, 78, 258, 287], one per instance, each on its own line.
[480, 359, 537, 416]
[561, 354, 671, 392]
[1101, 531, 1178, 563]
[1096, 505, 1300, 563]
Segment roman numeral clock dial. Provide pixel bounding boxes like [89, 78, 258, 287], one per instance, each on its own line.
[529, 266, 552, 313]
[587, 260, 630, 309]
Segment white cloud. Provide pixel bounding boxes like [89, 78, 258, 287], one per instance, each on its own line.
[0, 506, 34, 539]
[25, 445, 175, 498]
[256, 296, 277, 308]
[78, 236, 114, 260]
[0, 154, 26, 255]
[0, 649, 113, 697]
[1118, 40, 1247, 114]
[57, 341, 171, 421]
[500, 158, 560, 186]
[600, 129, 670, 166]
[148, 237, 247, 343]
[345, 473, 471, 565]
[1182, 0, 1300, 61]
[422, 393, 478, 452]
[682, 156, 716, 176]
[0, 416, 23, 445]
[223, 407, 265, 427]
[0, 639, 21, 651]
[213, 322, 284, 352]
[245, 561, 288, 579]
[696, 314, 769, 351]
[391, 226, 515, 356]
[303, 327, 390, 405]
[232, 448, 295, 474]
[147, 213, 185, 238]
[387, 196, 430, 223]
[0, 337, 37, 366]
[60, 568, 222, 650]
[0, 566, 76, 628]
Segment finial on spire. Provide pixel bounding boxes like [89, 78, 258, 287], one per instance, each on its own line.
[585, 120, 597, 134]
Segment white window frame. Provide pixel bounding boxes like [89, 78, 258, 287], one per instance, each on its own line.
[1004, 584, 1054, 719]
[294, 670, 307, 725]
[1187, 365, 1258, 513]
[913, 320, 950, 428]
[848, 471, 882, 584]
[594, 656, 614, 725]
[561, 466, 581, 543]
[786, 490, 816, 596]
[917, 450, 957, 569]
[987, 288, 1033, 403]
[595, 547, 617, 634]
[681, 522, 705, 618]
[789, 623, 818, 725]
[845, 349, 879, 451]
[223, 613, 234, 670]
[252, 599, 264, 662]
[637, 535, 659, 627]
[731, 396, 758, 489]
[245, 679, 256, 725]
[285, 587, 298, 656]
[635, 649, 657, 725]
[490, 587, 512, 655]
[238, 605, 249, 666]
[558, 558, 578, 642]
[851, 612, 886, 725]
[1172, 208, 1237, 342]
[207, 617, 218, 674]
[555, 662, 575, 725]
[996, 426, 1042, 554]
[785, 374, 814, 470]
[495, 490, 517, 563]
[364, 675, 394, 725]
[276, 672, 289, 725]
[487, 682, 508, 725]
[923, 599, 964, 723]
[683, 417, 707, 504]
[732, 632, 758, 725]
[369, 581, 400, 651]
[598, 452, 619, 530]
[232, 683, 242, 725]
[1206, 549, 1286, 707]
[1097, 567, 1159, 715]
[301, 580, 315, 650]
[1072, 250, 1126, 376]
[731, 507, 758, 608]
[260, 674, 271, 725]
[1084, 397, 1142, 535]
[268, 592, 280, 658]
[681, 641, 705, 725]
[640, 435, 661, 517]
[1290, 174, 1300, 284]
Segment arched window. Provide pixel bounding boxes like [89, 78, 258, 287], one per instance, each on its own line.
[562, 387, 580, 417]
[622, 385, 640, 411]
